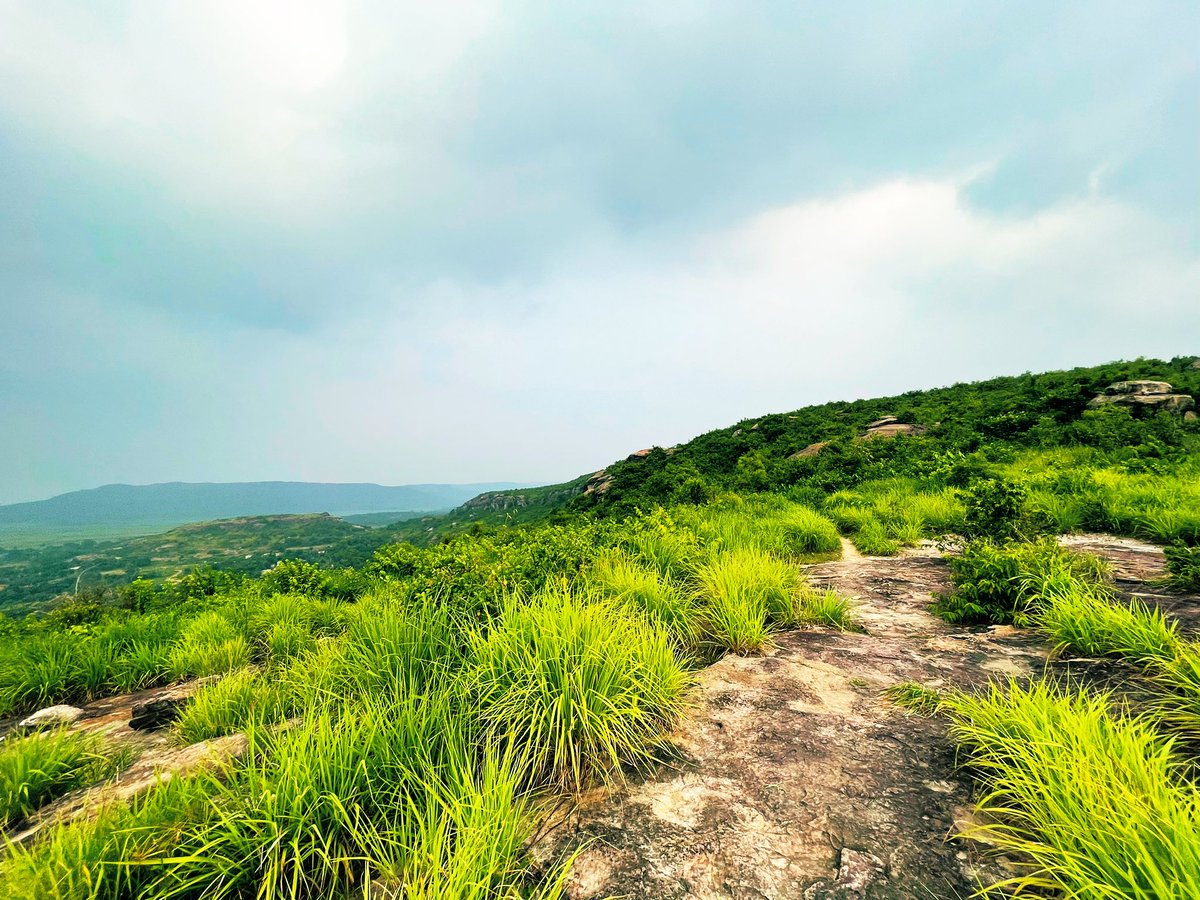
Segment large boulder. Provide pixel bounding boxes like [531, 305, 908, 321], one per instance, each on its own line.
[584, 470, 613, 496]
[1087, 381, 1196, 414]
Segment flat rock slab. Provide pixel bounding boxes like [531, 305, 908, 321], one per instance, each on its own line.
[536, 549, 1047, 899]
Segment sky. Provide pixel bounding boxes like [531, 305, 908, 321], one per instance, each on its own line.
[1, 2, 1197, 504]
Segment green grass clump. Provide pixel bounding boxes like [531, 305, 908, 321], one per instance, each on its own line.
[851, 519, 901, 556]
[678, 499, 841, 560]
[0, 729, 113, 828]
[591, 552, 700, 645]
[693, 549, 850, 649]
[1, 689, 567, 900]
[1038, 582, 1180, 662]
[796, 587, 855, 630]
[470, 587, 690, 789]
[168, 612, 250, 679]
[173, 668, 292, 744]
[884, 682, 942, 716]
[944, 681, 1200, 898]
[694, 549, 796, 651]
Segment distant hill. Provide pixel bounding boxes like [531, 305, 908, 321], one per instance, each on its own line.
[0, 513, 394, 614]
[0, 481, 531, 535]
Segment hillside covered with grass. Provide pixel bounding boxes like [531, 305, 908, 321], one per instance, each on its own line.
[1, 356, 1198, 899]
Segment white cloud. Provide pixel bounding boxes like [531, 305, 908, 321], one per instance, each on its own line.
[226, 175, 1196, 483]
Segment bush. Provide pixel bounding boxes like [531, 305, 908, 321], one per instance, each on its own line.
[961, 477, 1028, 540]
[935, 538, 1107, 626]
[470, 588, 689, 789]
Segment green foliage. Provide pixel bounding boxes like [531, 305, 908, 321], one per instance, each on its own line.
[168, 612, 250, 679]
[884, 682, 943, 716]
[174, 669, 291, 744]
[935, 538, 1108, 626]
[850, 519, 901, 556]
[0, 729, 119, 828]
[470, 587, 689, 789]
[590, 552, 700, 645]
[944, 681, 1200, 898]
[1165, 544, 1200, 592]
[694, 549, 812, 652]
[961, 477, 1028, 540]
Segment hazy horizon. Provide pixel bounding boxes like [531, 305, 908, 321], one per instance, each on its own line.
[2, 2, 1197, 505]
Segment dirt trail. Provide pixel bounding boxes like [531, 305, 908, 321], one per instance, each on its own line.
[535, 544, 1058, 899]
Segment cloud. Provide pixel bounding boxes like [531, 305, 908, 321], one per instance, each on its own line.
[0, 3, 1196, 501]
[11, 173, 1186, 501]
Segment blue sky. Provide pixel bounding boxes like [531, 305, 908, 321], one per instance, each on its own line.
[1, 1, 1197, 503]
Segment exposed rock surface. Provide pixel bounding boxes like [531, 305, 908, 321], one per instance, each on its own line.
[1087, 380, 1196, 414]
[860, 422, 927, 440]
[536, 535, 1199, 899]
[535, 543, 1047, 899]
[790, 442, 830, 460]
[16, 705, 85, 733]
[584, 470, 613, 496]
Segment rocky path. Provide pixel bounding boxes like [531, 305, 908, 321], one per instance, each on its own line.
[535, 543, 1058, 899]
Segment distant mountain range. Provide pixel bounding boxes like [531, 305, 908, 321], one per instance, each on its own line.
[0, 481, 531, 529]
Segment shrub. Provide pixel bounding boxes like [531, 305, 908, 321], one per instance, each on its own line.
[260, 559, 329, 597]
[961, 477, 1028, 540]
[935, 538, 1108, 626]
[470, 588, 690, 789]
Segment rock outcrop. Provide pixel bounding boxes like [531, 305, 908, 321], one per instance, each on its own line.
[790, 441, 831, 460]
[860, 418, 927, 441]
[1087, 381, 1196, 414]
[584, 470, 614, 496]
[17, 705, 85, 733]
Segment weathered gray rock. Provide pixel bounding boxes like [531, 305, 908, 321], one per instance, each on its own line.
[17, 705, 85, 732]
[584, 469, 613, 496]
[1087, 380, 1195, 414]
